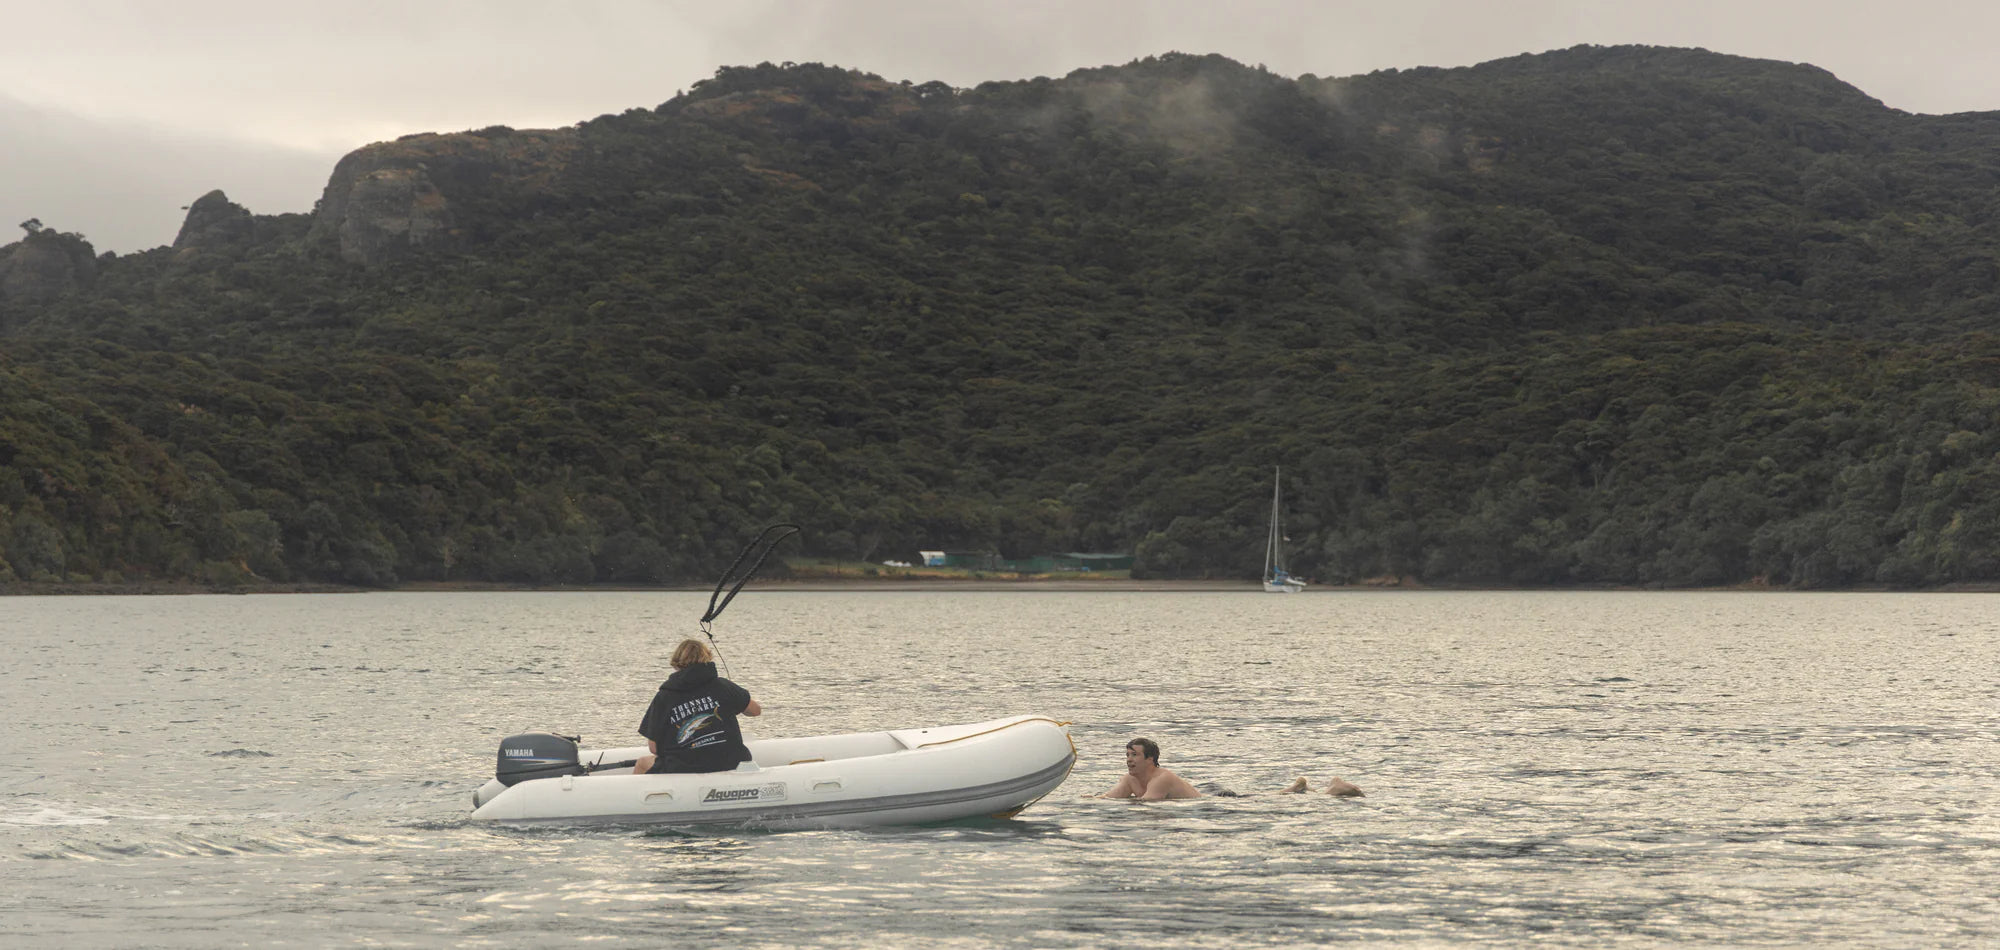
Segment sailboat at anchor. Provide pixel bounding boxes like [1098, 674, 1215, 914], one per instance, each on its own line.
[1263, 466, 1306, 593]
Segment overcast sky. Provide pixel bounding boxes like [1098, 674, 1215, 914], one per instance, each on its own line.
[6, 0, 1998, 253]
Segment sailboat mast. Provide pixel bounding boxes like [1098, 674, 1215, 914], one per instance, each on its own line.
[1266, 466, 1282, 577]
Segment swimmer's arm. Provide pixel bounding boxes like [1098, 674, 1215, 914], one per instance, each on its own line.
[1099, 774, 1141, 799]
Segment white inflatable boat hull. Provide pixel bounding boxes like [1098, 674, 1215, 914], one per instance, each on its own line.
[470, 715, 1075, 828]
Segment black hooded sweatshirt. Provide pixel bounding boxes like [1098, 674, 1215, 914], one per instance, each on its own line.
[637, 661, 753, 773]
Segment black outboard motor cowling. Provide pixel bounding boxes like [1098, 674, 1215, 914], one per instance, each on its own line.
[495, 732, 585, 786]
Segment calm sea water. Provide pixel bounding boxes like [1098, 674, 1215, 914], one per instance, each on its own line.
[2, 590, 1995, 948]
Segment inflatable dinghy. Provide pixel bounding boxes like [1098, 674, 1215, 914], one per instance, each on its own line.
[470, 715, 1075, 828]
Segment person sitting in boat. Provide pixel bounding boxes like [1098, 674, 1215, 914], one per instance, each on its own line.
[1099, 737, 1364, 799]
[633, 638, 762, 774]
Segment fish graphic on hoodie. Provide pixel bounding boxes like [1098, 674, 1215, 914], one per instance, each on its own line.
[638, 660, 755, 773]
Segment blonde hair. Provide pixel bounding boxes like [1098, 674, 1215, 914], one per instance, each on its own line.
[670, 638, 714, 670]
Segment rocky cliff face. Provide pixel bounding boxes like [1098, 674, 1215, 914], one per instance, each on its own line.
[0, 229, 97, 306]
[172, 189, 255, 250]
[306, 127, 580, 266]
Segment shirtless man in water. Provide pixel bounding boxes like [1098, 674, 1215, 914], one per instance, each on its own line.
[1099, 737, 1203, 799]
[1099, 737, 1364, 799]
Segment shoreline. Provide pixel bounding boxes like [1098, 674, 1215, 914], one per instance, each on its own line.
[0, 578, 1265, 595]
[4, 577, 1992, 595]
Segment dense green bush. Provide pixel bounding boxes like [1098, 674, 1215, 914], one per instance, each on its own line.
[7, 47, 2000, 588]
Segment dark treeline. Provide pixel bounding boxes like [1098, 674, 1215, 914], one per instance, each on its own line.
[7, 46, 2000, 589]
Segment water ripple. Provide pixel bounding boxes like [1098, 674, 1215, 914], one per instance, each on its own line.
[2, 590, 1996, 947]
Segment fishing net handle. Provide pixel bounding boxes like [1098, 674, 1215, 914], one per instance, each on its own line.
[701, 523, 800, 625]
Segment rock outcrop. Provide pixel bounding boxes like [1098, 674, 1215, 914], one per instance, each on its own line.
[307, 127, 580, 266]
[172, 189, 255, 250]
[0, 228, 97, 305]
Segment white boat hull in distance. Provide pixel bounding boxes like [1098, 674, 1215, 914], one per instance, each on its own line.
[1262, 577, 1307, 593]
[470, 715, 1076, 829]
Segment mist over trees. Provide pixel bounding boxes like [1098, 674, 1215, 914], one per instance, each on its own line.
[7, 46, 2000, 589]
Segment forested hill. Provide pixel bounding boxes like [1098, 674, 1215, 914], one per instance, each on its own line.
[7, 45, 2000, 590]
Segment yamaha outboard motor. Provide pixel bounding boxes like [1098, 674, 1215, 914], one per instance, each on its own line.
[495, 732, 585, 786]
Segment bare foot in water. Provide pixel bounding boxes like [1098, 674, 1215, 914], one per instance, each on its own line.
[1323, 776, 1364, 797]
[1280, 776, 1309, 794]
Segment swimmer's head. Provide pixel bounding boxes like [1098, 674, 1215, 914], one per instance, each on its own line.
[1125, 737, 1160, 764]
